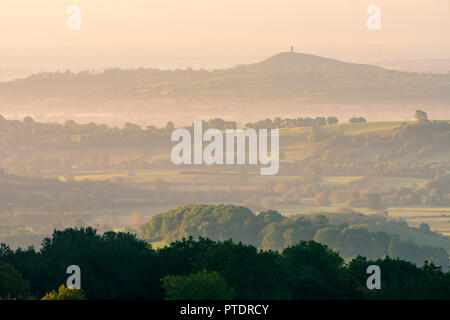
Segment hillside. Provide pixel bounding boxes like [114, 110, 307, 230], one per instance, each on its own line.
[1, 52, 449, 103]
[140, 204, 450, 268]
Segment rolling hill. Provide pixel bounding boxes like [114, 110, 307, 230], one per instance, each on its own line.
[1, 52, 450, 103]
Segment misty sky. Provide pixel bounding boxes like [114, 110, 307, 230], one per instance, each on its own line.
[0, 0, 449, 46]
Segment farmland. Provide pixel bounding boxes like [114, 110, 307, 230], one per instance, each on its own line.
[0, 117, 448, 260]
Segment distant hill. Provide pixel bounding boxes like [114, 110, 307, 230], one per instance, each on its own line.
[1, 52, 450, 104]
[140, 204, 450, 268]
[250, 52, 384, 71]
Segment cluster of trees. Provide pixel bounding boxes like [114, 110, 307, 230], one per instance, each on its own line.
[424, 176, 450, 205]
[246, 116, 339, 129]
[1, 229, 449, 300]
[0, 171, 160, 213]
[349, 117, 367, 123]
[0, 114, 175, 147]
[306, 120, 450, 163]
[141, 205, 449, 268]
[415, 110, 429, 122]
[257, 171, 449, 211]
[198, 118, 237, 130]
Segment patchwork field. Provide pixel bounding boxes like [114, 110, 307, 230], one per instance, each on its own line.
[388, 207, 450, 235]
[51, 166, 448, 237]
[2, 120, 449, 254]
[358, 176, 431, 189]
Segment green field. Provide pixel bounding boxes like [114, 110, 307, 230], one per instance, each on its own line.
[359, 176, 431, 189]
[280, 121, 407, 137]
[322, 121, 410, 135]
[322, 176, 364, 185]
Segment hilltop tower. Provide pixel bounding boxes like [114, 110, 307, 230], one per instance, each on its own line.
[290, 46, 294, 53]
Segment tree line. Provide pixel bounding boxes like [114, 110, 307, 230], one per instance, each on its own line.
[141, 205, 449, 268]
[1, 228, 449, 300]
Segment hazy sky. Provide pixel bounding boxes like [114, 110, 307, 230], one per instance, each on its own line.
[0, 0, 449, 46]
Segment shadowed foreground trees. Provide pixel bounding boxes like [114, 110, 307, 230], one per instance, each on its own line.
[0, 228, 449, 300]
[41, 285, 86, 300]
[162, 270, 235, 300]
[0, 262, 31, 299]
